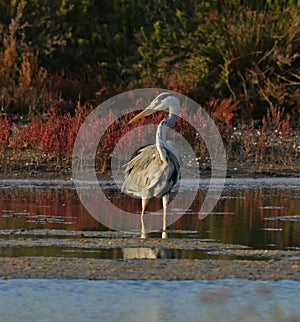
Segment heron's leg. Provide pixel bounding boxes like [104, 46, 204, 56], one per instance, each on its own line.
[162, 194, 169, 239]
[141, 198, 147, 218]
[140, 216, 147, 239]
[141, 198, 148, 239]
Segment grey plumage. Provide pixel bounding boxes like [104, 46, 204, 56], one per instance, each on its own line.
[122, 144, 180, 200]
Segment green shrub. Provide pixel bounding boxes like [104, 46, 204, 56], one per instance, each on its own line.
[0, 0, 299, 120]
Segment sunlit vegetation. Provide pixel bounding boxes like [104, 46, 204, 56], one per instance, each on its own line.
[0, 103, 298, 175]
[0, 0, 299, 118]
[0, 0, 299, 175]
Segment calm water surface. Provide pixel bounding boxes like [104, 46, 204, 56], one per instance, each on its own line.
[0, 178, 299, 250]
[0, 179, 299, 321]
[0, 279, 299, 322]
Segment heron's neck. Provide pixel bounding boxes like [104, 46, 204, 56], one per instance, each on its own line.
[167, 104, 180, 126]
[156, 110, 179, 164]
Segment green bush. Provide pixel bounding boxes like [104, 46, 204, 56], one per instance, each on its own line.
[136, 0, 299, 117]
[0, 0, 299, 120]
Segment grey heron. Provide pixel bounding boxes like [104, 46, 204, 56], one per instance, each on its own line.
[121, 92, 181, 238]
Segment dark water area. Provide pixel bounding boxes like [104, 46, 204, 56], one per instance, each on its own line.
[0, 178, 299, 251]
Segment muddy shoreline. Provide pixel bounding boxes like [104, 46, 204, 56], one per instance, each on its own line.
[0, 256, 299, 280]
[1, 159, 300, 180]
[0, 231, 299, 280]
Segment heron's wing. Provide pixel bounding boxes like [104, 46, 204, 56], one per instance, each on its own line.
[154, 147, 180, 197]
[166, 145, 181, 180]
[121, 145, 161, 198]
[121, 145, 180, 199]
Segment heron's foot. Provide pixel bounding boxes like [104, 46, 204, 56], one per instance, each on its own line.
[140, 232, 148, 239]
[162, 231, 168, 239]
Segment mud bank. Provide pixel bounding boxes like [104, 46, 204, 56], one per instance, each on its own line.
[0, 256, 299, 280]
[0, 233, 299, 280]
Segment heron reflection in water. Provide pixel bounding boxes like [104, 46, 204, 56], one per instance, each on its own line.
[122, 93, 181, 238]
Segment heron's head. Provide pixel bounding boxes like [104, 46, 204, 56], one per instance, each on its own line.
[128, 92, 180, 124]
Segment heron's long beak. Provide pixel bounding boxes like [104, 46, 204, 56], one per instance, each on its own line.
[128, 107, 155, 124]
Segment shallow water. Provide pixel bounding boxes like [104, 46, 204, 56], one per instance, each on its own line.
[0, 178, 299, 252]
[0, 279, 299, 322]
